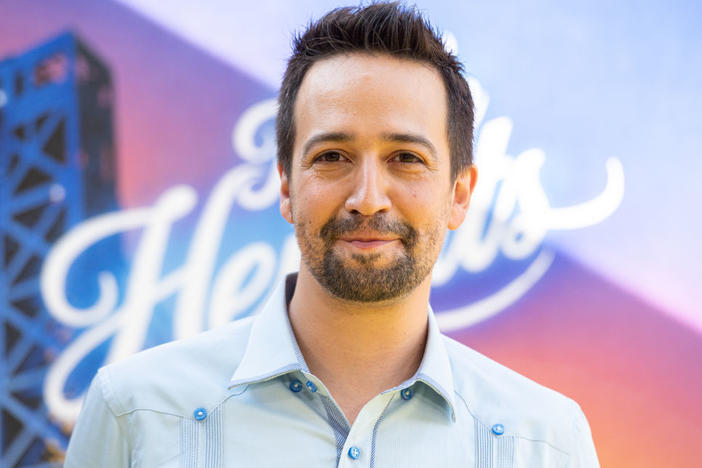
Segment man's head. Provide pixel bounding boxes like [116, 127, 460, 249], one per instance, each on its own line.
[277, 3, 477, 303]
[277, 2, 474, 182]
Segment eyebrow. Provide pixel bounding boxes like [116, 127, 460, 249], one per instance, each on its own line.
[302, 132, 353, 157]
[301, 131, 438, 162]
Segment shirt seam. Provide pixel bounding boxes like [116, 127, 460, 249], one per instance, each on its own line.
[106, 407, 194, 418]
[453, 388, 570, 457]
[103, 386, 250, 420]
[98, 366, 126, 416]
[567, 398, 593, 462]
[95, 368, 134, 461]
[511, 435, 570, 457]
[215, 386, 251, 412]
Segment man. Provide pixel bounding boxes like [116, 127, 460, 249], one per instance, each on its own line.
[65, 3, 599, 467]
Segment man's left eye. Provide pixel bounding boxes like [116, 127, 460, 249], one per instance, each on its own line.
[392, 152, 422, 163]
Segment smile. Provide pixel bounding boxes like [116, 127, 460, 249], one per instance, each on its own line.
[337, 238, 401, 249]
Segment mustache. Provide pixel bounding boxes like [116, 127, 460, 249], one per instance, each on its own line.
[319, 214, 417, 247]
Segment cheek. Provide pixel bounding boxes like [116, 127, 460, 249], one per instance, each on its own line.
[396, 182, 445, 217]
[291, 182, 342, 225]
[405, 192, 453, 242]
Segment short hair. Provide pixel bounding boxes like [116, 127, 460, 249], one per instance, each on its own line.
[276, 2, 474, 182]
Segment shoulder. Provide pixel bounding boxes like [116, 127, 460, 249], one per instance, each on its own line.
[443, 335, 588, 452]
[97, 316, 255, 418]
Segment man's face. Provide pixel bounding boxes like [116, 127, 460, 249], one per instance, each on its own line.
[279, 53, 475, 302]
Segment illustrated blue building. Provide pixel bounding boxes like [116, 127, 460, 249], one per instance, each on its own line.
[0, 32, 121, 467]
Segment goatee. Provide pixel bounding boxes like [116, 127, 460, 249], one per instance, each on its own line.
[299, 213, 435, 302]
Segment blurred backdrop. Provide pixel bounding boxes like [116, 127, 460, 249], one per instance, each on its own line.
[0, 1, 700, 466]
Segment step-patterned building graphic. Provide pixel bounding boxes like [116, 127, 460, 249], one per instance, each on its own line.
[0, 33, 121, 467]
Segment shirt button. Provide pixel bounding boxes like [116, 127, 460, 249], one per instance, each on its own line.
[306, 380, 318, 393]
[289, 379, 303, 392]
[348, 446, 361, 460]
[401, 387, 414, 400]
[491, 423, 505, 436]
[193, 408, 207, 421]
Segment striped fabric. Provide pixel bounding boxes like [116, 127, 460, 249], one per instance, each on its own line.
[179, 417, 198, 468]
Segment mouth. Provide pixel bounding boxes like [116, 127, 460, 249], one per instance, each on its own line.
[320, 214, 417, 251]
[343, 239, 399, 249]
[336, 234, 401, 250]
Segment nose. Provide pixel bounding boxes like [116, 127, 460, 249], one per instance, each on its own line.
[344, 157, 391, 216]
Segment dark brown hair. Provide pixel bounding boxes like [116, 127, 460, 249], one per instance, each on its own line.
[276, 1, 474, 181]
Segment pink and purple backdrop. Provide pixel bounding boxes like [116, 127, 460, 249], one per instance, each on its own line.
[1, 1, 701, 467]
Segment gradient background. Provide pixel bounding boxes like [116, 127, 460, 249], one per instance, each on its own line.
[1, 0, 701, 466]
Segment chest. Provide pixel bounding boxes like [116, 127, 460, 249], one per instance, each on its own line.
[125, 383, 570, 468]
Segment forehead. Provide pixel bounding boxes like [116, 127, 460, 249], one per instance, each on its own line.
[293, 53, 449, 156]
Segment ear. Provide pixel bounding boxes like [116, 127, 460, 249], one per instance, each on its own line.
[448, 165, 477, 230]
[278, 162, 294, 224]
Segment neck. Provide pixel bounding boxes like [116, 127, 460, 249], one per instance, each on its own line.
[288, 266, 430, 424]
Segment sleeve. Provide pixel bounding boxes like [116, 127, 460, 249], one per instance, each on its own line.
[63, 369, 131, 467]
[569, 401, 600, 468]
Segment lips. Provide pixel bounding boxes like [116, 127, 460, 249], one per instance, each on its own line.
[320, 214, 418, 249]
[344, 239, 399, 249]
[337, 232, 401, 248]
[337, 234, 399, 242]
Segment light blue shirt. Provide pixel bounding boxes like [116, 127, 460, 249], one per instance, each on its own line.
[65, 274, 599, 467]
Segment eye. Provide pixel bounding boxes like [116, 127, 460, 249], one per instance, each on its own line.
[391, 152, 423, 164]
[314, 151, 347, 163]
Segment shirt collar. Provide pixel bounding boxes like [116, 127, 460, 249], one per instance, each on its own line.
[229, 273, 456, 420]
[229, 275, 307, 387]
[411, 307, 457, 420]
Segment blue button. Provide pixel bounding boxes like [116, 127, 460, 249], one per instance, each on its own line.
[306, 380, 317, 393]
[401, 387, 414, 400]
[348, 446, 361, 460]
[289, 379, 303, 392]
[491, 423, 505, 436]
[193, 408, 207, 421]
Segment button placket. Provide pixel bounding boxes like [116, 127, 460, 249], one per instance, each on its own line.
[339, 391, 394, 467]
[348, 446, 361, 460]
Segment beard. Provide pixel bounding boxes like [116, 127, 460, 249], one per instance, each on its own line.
[296, 213, 440, 302]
